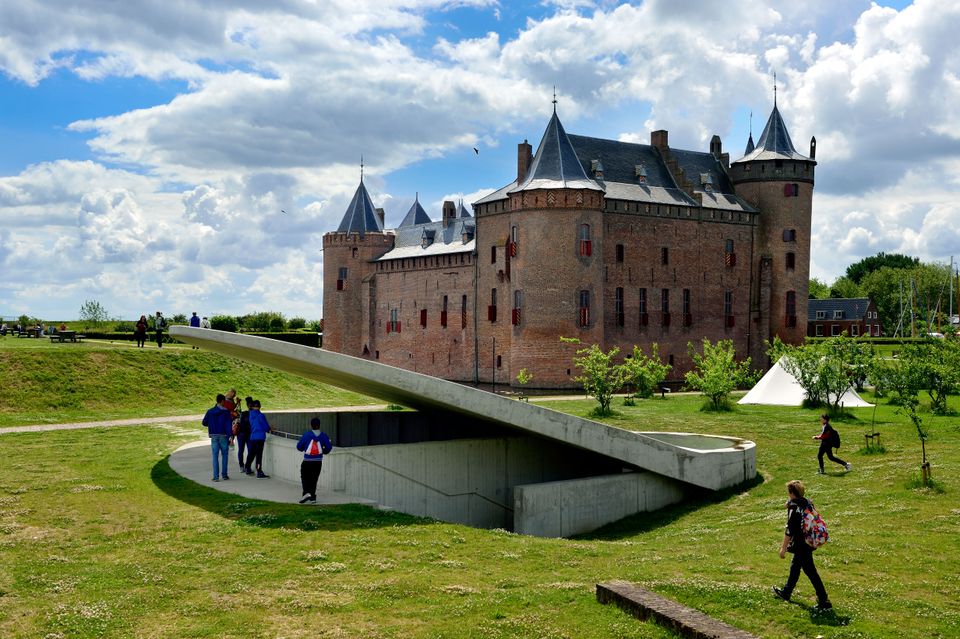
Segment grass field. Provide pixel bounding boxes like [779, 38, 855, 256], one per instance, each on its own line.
[0, 343, 958, 638]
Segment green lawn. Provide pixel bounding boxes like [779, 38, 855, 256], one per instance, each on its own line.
[0, 347, 958, 638]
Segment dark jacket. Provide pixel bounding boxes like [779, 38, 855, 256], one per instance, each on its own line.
[202, 404, 232, 437]
[785, 497, 812, 554]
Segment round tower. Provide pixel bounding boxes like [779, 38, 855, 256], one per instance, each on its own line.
[728, 104, 816, 353]
[322, 179, 392, 356]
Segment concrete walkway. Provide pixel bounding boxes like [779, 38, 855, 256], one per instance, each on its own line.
[168, 440, 377, 506]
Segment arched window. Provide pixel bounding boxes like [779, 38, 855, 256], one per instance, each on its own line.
[578, 224, 592, 257]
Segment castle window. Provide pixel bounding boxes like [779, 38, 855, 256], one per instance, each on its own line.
[337, 267, 347, 291]
[639, 288, 648, 326]
[461, 294, 468, 329]
[489, 288, 497, 322]
[724, 291, 734, 327]
[785, 291, 797, 327]
[661, 288, 670, 326]
[497, 355, 502, 368]
[352, 247, 358, 258]
[510, 225, 519, 257]
[491, 245, 497, 264]
[816, 324, 823, 336]
[512, 290, 523, 326]
[579, 290, 590, 327]
[783, 229, 797, 242]
[661, 247, 669, 265]
[420, 308, 427, 328]
[387, 308, 401, 333]
[786, 252, 796, 270]
[441, 295, 448, 328]
[683, 289, 692, 326]
[616, 244, 624, 263]
[724, 240, 736, 267]
[615, 287, 624, 327]
[579, 224, 592, 257]
[784, 183, 799, 197]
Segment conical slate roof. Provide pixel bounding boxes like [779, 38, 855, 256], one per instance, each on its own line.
[734, 105, 809, 163]
[399, 196, 431, 227]
[336, 180, 383, 236]
[744, 133, 755, 155]
[510, 111, 602, 193]
[457, 200, 472, 218]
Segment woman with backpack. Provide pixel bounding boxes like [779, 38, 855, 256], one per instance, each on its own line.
[773, 480, 832, 611]
[813, 414, 851, 474]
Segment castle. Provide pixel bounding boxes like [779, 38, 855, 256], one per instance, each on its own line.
[322, 103, 815, 388]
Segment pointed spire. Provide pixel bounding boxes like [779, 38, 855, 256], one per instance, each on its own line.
[773, 71, 777, 107]
[744, 111, 755, 154]
[336, 179, 383, 236]
[399, 193, 431, 227]
[552, 86, 557, 114]
[734, 104, 809, 163]
[457, 199, 472, 218]
[510, 110, 602, 193]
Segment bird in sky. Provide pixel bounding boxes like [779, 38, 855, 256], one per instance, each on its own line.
[473, 147, 479, 155]
[281, 209, 287, 214]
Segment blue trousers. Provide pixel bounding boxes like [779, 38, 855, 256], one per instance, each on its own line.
[210, 435, 230, 479]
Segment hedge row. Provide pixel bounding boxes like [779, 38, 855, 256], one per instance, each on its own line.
[82, 331, 320, 348]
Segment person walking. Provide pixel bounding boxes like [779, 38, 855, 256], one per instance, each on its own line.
[202, 394, 234, 482]
[200, 316, 211, 329]
[247, 400, 272, 478]
[135, 315, 148, 348]
[813, 414, 850, 474]
[773, 480, 832, 611]
[295, 417, 333, 503]
[188, 312, 201, 348]
[153, 311, 166, 348]
[237, 396, 254, 475]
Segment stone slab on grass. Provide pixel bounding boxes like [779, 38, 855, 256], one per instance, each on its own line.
[597, 580, 759, 639]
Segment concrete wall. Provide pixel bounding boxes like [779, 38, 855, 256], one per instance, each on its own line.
[514, 471, 687, 538]
[261, 432, 624, 530]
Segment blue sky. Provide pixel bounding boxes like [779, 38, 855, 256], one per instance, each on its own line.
[1, 0, 958, 321]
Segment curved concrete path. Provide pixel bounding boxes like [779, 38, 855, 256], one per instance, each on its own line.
[168, 440, 376, 506]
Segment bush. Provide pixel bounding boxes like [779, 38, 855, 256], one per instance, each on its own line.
[210, 315, 239, 332]
[309, 320, 323, 333]
[239, 312, 286, 332]
[114, 321, 134, 333]
[171, 313, 188, 325]
[288, 317, 306, 330]
[269, 317, 286, 331]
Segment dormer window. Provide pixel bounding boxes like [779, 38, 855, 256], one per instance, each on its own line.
[700, 173, 713, 192]
[635, 164, 647, 184]
[834, 310, 844, 319]
[591, 159, 605, 179]
[421, 229, 435, 249]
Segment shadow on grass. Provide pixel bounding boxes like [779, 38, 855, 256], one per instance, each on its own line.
[574, 472, 766, 541]
[780, 599, 852, 627]
[150, 455, 427, 532]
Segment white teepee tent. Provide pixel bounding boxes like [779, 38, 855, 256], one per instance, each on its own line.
[738, 357, 873, 407]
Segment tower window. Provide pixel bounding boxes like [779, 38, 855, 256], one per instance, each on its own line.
[579, 224, 592, 257]
[661, 247, 669, 265]
[783, 229, 797, 242]
[579, 290, 590, 327]
[616, 244, 624, 263]
[639, 288, 648, 326]
[784, 183, 799, 197]
[615, 287, 624, 327]
[786, 252, 796, 270]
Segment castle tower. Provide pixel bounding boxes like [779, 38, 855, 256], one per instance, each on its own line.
[322, 177, 393, 356]
[480, 109, 604, 387]
[728, 104, 816, 359]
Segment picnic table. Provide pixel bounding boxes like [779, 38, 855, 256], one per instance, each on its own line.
[49, 331, 84, 343]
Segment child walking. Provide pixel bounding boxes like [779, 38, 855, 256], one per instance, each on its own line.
[296, 417, 333, 504]
[813, 414, 850, 474]
[773, 480, 833, 611]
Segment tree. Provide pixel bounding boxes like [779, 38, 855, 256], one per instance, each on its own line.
[210, 315, 239, 332]
[909, 339, 960, 415]
[845, 252, 919, 284]
[772, 338, 828, 407]
[684, 339, 756, 411]
[78, 300, 109, 329]
[860, 262, 953, 335]
[564, 338, 628, 416]
[288, 317, 306, 330]
[171, 313, 188, 325]
[829, 276, 860, 299]
[808, 278, 830, 299]
[621, 344, 671, 398]
[870, 352, 930, 484]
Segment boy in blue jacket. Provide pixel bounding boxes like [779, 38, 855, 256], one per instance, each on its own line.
[247, 400, 272, 478]
[296, 417, 332, 503]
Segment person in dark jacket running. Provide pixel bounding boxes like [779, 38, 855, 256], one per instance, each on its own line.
[813, 414, 850, 474]
[773, 480, 832, 611]
[295, 417, 333, 503]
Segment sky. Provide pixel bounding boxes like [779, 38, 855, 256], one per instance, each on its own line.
[1, 0, 957, 322]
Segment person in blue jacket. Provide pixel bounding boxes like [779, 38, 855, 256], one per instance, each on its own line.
[201, 394, 233, 482]
[247, 400, 272, 478]
[296, 417, 332, 503]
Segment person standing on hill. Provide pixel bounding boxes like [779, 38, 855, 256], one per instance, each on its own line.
[247, 400, 272, 478]
[813, 414, 850, 474]
[135, 315, 148, 348]
[200, 316, 211, 329]
[202, 394, 233, 482]
[773, 480, 832, 611]
[296, 417, 332, 503]
[153, 311, 166, 348]
[188, 312, 201, 348]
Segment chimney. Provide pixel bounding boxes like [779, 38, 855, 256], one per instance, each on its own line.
[809, 136, 817, 160]
[710, 135, 722, 158]
[517, 139, 532, 182]
[651, 129, 669, 150]
[442, 201, 456, 228]
[375, 208, 385, 228]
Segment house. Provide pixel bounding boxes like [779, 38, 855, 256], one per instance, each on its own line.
[807, 298, 881, 337]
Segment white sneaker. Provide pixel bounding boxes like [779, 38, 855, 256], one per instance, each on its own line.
[817, 469, 825, 475]
[844, 462, 852, 471]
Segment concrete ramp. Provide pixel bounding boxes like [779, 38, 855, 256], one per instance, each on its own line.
[172, 327, 754, 493]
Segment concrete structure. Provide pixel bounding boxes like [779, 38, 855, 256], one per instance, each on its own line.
[323, 103, 816, 388]
[172, 326, 755, 537]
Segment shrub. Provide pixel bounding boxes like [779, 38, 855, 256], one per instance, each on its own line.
[269, 317, 286, 331]
[171, 313, 188, 325]
[288, 317, 306, 330]
[210, 315, 239, 332]
[685, 338, 757, 411]
[114, 321, 134, 333]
